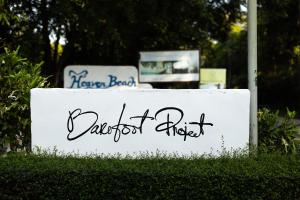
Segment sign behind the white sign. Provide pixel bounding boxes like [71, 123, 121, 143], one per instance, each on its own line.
[31, 89, 249, 157]
[139, 50, 200, 82]
[64, 65, 138, 89]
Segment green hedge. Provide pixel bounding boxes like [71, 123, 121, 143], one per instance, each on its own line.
[0, 154, 300, 199]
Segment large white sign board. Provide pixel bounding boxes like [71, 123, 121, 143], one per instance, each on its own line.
[139, 50, 199, 82]
[64, 65, 138, 89]
[31, 89, 249, 157]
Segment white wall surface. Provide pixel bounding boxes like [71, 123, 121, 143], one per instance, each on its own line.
[31, 89, 249, 157]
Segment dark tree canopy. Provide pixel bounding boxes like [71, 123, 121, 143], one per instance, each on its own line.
[1, 0, 242, 84]
[1, 0, 299, 111]
[257, 0, 300, 110]
[205, 0, 300, 111]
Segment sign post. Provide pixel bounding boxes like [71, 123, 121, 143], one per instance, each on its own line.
[248, 0, 258, 147]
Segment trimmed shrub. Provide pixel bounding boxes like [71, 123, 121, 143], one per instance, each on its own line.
[0, 48, 48, 152]
[0, 153, 299, 199]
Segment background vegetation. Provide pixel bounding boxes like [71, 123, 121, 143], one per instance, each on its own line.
[1, 0, 299, 111]
[206, 0, 300, 111]
[258, 108, 298, 154]
[0, 48, 48, 152]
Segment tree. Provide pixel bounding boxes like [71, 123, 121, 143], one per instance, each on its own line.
[1, 0, 242, 86]
[206, 0, 300, 112]
[257, 0, 300, 111]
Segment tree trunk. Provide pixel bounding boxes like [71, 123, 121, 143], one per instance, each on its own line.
[40, 0, 52, 79]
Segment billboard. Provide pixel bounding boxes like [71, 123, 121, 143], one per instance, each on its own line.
[31, 89, 249, 157]
[64, 65, 138, 89]
[139, 50, 199, 82]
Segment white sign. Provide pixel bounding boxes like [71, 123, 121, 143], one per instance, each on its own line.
[64, 65, 138, 89]
[31, 89, 249, 157]
[137, 84, 153, 89]
[139, 50, 199, 82]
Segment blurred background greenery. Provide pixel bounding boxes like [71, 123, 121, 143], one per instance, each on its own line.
[1, 0, 299, 112]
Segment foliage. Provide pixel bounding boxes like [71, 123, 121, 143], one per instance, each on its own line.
[0, 153, 299, 199]
[0, 0, 18, 26]
[204, 27, 247, 88]
[1, 0, 299, 110]
[1, 0, 242, 85]
[0, 48, 48, 152]
[258, 108, 298, 154]
[0, 0, 29, 52]
[257, 0, 300, 112]
[208, 0, 300, 112]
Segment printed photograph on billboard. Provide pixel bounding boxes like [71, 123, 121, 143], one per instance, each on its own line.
[139, 50, 199, 82]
